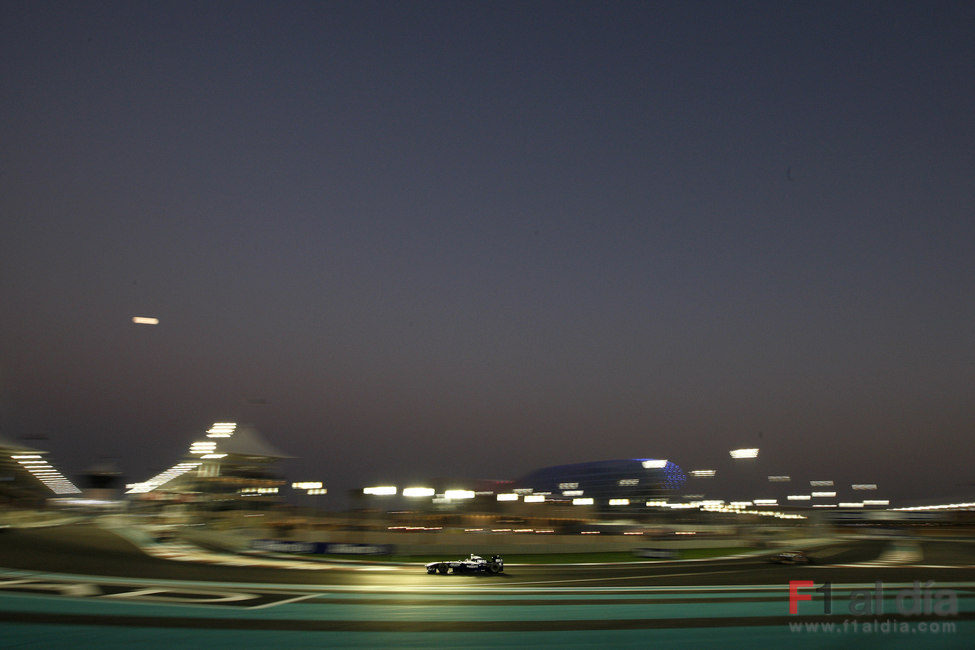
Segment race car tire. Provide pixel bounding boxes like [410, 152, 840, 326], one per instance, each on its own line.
[427, 567, 437, 574]
[488, 562, 502, 574]
[437, 565, 449, 574]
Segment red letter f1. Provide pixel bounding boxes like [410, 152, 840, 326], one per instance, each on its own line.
[789, 580, 815, 614]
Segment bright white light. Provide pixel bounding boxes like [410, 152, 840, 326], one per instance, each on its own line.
[207, 422, 236, 437]
[132, 316, 159, 325]
[307, 488, 327, 495]
[189, 441, 217, 454]
[200, 453, 227, 459]
[810, 480, 834, 487]
[496, 493, 518, 501]
[787, 495, 811, 501]
[730, 448, 759, 459]
[126, 461, 200, 494]
[768, 475, 791, 482]
[403, 487, 435, 497]
[812, 504, 837, 508]
[893, 502, 975, 511]
[573, 497, 594, 505]
[16, 455, 80, 494]
[562, 490, 583, 496]
[444, 489, 475, 500]
[839, 502, 864, 508]
[608, 498, 629, 506]
[292, 482, 323, 489]
[524, 494, 545, 503]
[812, 491, 837, 498]
[641, 459, 667, 469]
[754, 499, 778, 505]
[863, 499, 890, 506]
[690, 469, 716, 477]
[363, 486, 397, 496]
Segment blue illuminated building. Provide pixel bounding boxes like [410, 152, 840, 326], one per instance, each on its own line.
[514, 459, 686, 506]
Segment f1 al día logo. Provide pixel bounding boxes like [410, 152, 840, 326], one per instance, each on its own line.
[789, 580, 958, 616]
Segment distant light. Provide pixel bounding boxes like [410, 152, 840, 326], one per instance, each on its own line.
[787, 495, 811, 501]
[754, 499, 778, 506]
[200, 453, 227, 459]
[496, 493, 518, 501]
[444, 489, 475, 500]
[562, 490, 584, 496]
[306, 488, 327, 495]
[558, 482, 579, 489]
[11, 455, 42, 460]
[768, 475, 791, 482]
[810, 480, 834, 487]
[403, 487, 435, 498]
[893, 502, 975, 511]
[839, 502, 864, 508]
[573, 497, 594, 505]
[132, 316, 159, 325]
[363, 486, 397, 496]
[292, 482, 323, 490]
[812, 491, 837, 498]
[640, 459, 667, 469]
[812, 504, 837, 508]
[863, 499, 890, 506]
[608, 498, 629, 506]
[730, 448, 759, 459]
[852, 484, 878, 490]
[207, 422, 236, 438]
[189, 441, 217, 454]
[524, 494, 545, 503]
[125, 461, 200, 494]
[690, 469, 716, 478]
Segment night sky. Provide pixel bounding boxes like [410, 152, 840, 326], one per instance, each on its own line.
[2, 1, 974, 505]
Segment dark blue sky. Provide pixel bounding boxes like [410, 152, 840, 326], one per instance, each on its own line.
[2, 1, 973, 504]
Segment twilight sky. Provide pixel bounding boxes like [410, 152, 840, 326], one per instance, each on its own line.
[2, 1, 973, 505]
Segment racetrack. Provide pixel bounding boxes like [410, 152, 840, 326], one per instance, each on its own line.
[1, 524, 974, 647]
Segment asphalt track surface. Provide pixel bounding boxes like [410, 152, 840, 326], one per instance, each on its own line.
[1, 524, 974, 647]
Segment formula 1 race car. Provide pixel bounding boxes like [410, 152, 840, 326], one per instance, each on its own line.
[770, 551, 812, 564]
[426, 554, 504, 575]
